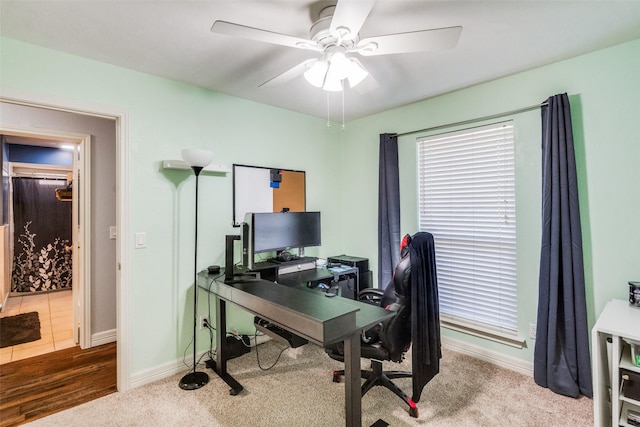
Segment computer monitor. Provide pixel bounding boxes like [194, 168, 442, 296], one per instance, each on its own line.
[243, 211, 321, 269]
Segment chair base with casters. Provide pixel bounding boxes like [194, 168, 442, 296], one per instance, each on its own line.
[331, 359, 419, 418]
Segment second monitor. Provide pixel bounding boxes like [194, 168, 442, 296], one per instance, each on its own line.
[243, 211, 321, 270]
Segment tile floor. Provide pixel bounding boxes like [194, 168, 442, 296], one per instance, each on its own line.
[0, 289, 75, 364]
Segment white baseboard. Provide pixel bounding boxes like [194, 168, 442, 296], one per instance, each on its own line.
[125, 335, 532, 390]
[129, 350, 211, 389]
[441, 335, 533, 377]
[128, 336, 271, 389]
[91, 329, 117, 347]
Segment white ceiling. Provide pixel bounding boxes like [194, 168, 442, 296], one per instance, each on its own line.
[2, 1, 640, 122]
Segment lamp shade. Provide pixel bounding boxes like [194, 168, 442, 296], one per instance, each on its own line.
[304, 60, 329, 88]
[303, 52, 369, 92]
[181, 149, 214, 168]
[346, 58, 368, 88]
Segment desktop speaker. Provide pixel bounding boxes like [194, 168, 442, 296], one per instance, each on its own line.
[225, 234, 240, 279]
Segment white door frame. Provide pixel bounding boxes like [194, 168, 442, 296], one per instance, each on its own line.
[1, 89, 130, 392]
[2, 127, 92, 349]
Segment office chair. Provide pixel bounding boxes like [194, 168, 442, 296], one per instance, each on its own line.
[326, 232, 440, 418]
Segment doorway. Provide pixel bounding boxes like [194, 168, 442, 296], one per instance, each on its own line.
[1, 132, 90, 363]
[0, 92, 126, 392]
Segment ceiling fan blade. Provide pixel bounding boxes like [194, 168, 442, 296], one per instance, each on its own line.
[211, 21, 322, 52]
[353, 73, 380, 94]
[259, 59, 317, 88]
[330, 0, 376, 40]
[356, 26, 463, 56]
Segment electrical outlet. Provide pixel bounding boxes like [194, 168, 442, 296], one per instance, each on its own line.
[529, 323, 537, 340]
[200, 315, 210, 330]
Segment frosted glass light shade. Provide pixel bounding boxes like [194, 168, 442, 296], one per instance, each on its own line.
[304, 60, 328, 88]
[181, 149, 214, 168]
[304, 53, 369, 92]
[329, 52, 350, 80]
[346, 58, 368, 88]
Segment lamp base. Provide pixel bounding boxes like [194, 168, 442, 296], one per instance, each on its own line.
[179, 371, 209, 390]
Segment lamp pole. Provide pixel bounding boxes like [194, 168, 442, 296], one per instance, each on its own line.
[179, 149, 213, 390]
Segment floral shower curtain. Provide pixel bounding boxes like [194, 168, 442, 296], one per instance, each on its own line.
[11, 176, 72, 292]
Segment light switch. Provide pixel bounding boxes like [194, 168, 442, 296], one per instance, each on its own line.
[109, 226, 117, 240]
[135, 232, 146, 249]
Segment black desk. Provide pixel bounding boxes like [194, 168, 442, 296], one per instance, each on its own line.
[198, 271, 393, 427]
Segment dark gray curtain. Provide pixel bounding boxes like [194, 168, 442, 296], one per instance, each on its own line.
[378, 133, 400, 289]
[12, 177, 72, 293]
[534, 93, 592, 398]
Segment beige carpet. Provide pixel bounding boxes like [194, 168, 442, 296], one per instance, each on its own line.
[26, 342, 593, 426]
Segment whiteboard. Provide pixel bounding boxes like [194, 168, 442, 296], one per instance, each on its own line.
[232, 164, 306, 226]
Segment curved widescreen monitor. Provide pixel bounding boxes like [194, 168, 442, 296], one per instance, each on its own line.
[245, 211, 321, 256]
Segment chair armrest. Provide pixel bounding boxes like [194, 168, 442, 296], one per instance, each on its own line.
[358, 288, 384, 305]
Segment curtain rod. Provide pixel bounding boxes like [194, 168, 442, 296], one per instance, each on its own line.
[12, 172, 68, 179]
[396, 101, 548, 138]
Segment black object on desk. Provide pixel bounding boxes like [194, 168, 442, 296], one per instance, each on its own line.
[198, 270, 394, 427]
[328, 255, 372, 292]
[278, 265, 359, 299]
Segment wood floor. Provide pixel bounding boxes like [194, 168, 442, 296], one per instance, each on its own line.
[0, 342, 117, 427]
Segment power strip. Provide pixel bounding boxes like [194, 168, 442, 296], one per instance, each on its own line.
[254, 317, 308, 348]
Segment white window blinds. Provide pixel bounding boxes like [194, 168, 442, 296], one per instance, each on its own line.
[417, 121, 517, 334]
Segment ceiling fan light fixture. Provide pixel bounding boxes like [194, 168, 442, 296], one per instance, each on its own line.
[304, 53, 368, 91]
[303, 60, 328, 87]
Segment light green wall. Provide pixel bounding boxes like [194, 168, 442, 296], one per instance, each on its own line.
[341, 38, 640, 362]
[1, 35, 638, 376]
[0, 37, 348, 375]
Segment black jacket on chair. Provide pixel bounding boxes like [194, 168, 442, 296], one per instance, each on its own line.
[408, 231, 441, 402]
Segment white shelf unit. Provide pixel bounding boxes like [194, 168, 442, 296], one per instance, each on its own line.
[592, 299, 640, 426]
[161, 160, 231, 173]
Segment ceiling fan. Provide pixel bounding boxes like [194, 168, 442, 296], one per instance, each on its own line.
[211, 0, 462, 92]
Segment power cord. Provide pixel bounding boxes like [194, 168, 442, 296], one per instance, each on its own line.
[254, 329, 289, 370]
[181, 275, 223, 371]
[199, 272, 287, 370]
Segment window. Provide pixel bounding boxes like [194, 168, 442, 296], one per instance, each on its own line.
[417, 121, 519, 344]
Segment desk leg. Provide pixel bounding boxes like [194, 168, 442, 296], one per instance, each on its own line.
[215, 296, 227, 373]
[343, 333, 361, 427]
[206, 296, 244, 395]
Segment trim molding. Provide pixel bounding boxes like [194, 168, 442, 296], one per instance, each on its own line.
[92, 329, 117, 347]
[442, 335, 533, 377]
[127, 337, 534, 391]
[129, 351, 210, 389]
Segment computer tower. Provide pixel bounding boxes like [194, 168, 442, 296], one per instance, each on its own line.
[328, 255, 369, 272]
[328, 255, 371, 292]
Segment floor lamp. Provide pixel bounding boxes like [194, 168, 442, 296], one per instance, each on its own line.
[179, 148, 214, 391]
